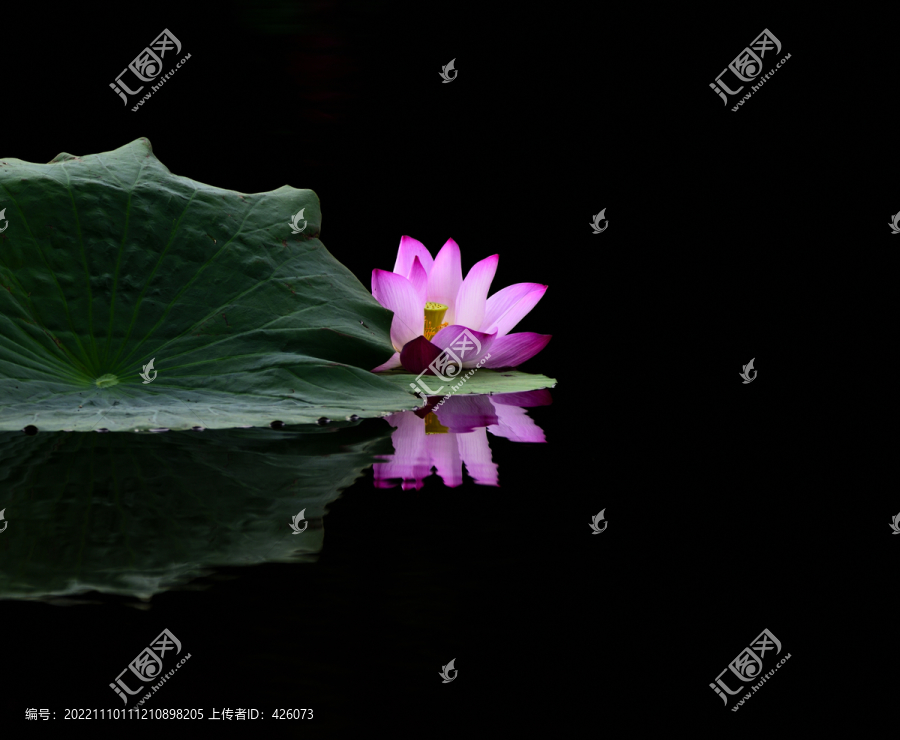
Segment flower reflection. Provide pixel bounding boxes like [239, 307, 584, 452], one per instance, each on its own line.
[373, 389, 551, 489]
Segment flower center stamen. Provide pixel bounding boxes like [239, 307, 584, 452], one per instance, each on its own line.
[424, 412, 449, 435]
[423, 302, 449, 340]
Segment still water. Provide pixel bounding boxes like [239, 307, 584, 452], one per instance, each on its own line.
[1, 389, 556, 728]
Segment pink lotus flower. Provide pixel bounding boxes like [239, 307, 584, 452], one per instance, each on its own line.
[373, 389, 551, 488]
[370, 236, 551, 372]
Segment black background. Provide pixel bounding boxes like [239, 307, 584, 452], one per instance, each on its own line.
[1, 1, 896, 732]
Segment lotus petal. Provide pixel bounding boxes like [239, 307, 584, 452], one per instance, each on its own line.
[371, 269, 424, 350]
[453, 254, 498, 331]
[480, 332, 551, 369]
[392, 235, 433, 279]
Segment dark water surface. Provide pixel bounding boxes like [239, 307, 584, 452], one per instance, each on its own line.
[1, 389, 577, 729]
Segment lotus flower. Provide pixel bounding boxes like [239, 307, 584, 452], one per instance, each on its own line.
[372, 389, 551, 488]
[370, 236, 551, 372]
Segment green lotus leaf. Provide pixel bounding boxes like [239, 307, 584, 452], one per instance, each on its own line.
[0, 138, 422, 431]
[378, 368, 557, 396]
